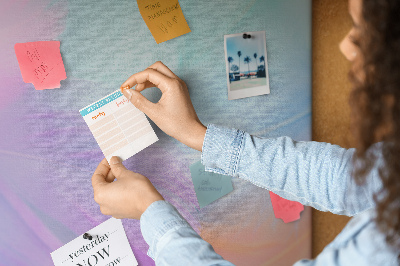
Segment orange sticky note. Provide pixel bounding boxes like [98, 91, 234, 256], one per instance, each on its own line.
[137, 0, 191, 44]
[269, 191, 304, 223]
[14, 41, 67, 90]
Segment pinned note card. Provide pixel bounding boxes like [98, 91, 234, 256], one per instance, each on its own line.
[79, 90, 158, 162]
[14, 41, 66, 90]
[224, 31, 270, 100]
[269, 191, 304, 223]
[51, 218, 137, 266]
[137, 0, 191, 44]
[190, 161, 233, 208]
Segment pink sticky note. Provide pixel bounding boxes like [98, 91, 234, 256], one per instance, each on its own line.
[269, 191, 304, 223]
[14, 41, 67, 90]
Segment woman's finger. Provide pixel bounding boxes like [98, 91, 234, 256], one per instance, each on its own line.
[147, 61, 178, 79]
[92, 158, 110, 189]
[135, 81, 156, 92]
[121, 68, 174, 93]
[105, 169, 116, 183]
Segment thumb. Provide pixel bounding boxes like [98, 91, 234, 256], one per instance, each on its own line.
[109, 156, 128, 178]
[122, 88, 155, 116]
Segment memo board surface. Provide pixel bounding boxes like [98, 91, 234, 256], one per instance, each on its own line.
[0, 0, 311, 265]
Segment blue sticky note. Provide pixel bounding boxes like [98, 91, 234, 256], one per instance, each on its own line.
[190, 160, 233, 208]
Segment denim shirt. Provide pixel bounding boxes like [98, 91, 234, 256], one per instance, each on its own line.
[140, 124, 399, 265]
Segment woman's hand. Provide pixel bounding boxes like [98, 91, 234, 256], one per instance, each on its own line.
[120, 61, 206, 151]
[91, 157, 164, 219]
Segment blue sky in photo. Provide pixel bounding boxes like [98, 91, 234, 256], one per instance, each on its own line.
[226, 32, 266, 73]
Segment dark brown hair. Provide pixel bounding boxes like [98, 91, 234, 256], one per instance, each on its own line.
[350, 0, 400, 253]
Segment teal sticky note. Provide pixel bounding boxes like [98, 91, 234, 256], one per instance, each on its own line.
[190, 160, 233, 208]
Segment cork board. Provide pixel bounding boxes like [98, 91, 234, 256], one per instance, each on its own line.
[312, 0, 353, 257]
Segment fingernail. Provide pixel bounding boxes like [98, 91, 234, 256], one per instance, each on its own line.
[110, 156, 122, 165]
[123, 89, 133, 100]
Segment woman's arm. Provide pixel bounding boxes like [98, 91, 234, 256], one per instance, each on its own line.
[91, 157, 234, 265]
[202, 125, 382, 216]
[120, 62, 382, 217]
[141, 201, 235, 265]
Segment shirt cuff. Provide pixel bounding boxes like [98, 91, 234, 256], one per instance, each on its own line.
[201, 124, 245, 176]
[140, 200, 192, 260]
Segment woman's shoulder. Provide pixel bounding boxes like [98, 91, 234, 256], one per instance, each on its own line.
[321, 209, 399, 265]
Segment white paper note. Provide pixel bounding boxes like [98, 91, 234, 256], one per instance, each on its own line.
[51, 218, 138, 266]
[79, 90, 158, 162]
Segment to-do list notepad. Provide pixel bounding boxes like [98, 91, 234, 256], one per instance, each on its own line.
[80, 90, 158, 161]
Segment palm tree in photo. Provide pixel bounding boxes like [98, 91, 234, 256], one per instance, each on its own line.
[237, 51, 242, 77]
[260, 55, 265, 71]
[231, 64, 239, 73]
[253, 53, 258, 75]
[244, 56, 251, 78]
[227, 56, 233, 73]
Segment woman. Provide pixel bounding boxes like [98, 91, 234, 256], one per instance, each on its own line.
[91, 0, 400, 264]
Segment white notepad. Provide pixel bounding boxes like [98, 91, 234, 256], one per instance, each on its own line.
[80, 90, 158, 162]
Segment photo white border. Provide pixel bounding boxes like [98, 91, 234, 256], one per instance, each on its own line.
[224, 31, 270, 100]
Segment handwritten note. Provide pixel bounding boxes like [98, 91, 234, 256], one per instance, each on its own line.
[269, 191, 304, 223]
[14, 41, 67, 90]
[137, 0, 191, 44]
[190, 161, 233, 208]
[51, 218, 137, 266]
[79, 90, 158, 162]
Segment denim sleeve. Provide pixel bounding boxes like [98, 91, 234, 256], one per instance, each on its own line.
[201, 124, 382, 216]
[140, 200, 235, 265]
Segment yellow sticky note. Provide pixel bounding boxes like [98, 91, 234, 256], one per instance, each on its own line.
[137, 0, 191, 44]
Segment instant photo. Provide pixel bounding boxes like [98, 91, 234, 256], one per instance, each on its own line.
[224, 31, 270, 100]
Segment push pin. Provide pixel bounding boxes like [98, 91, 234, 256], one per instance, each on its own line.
[120, 85, 130, 93]
[243, 33, 251, 39]
[83, 233, 94, 240]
